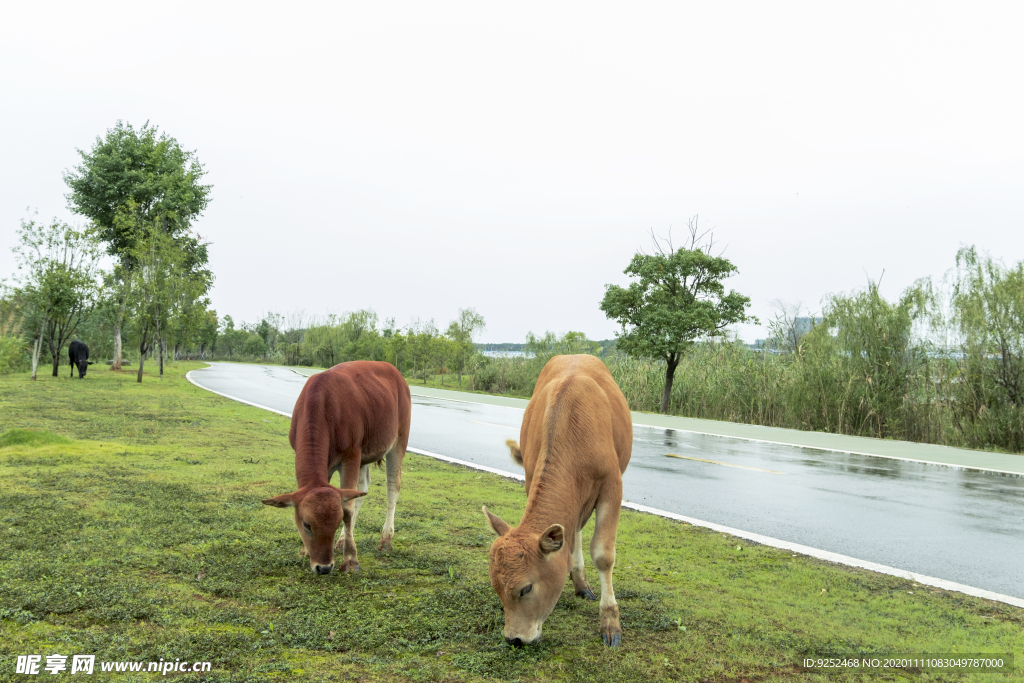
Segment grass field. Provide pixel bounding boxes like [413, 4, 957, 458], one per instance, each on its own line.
[0, 363, 1021, 682]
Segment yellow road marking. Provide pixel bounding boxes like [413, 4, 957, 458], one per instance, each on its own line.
[664, 453, 785, 474]
[469, 420, 520, 431]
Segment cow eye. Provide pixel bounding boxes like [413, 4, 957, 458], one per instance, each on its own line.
[519, 584, 533, 597]
[302, 521, 312, 532]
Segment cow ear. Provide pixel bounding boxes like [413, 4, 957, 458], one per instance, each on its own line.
[483, 506, 510, 537]
[539, 524, 564, 554]
[337, 489, 368, 502]
[262, 493, 296, 508]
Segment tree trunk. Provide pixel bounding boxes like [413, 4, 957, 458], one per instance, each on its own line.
[137, 346, 147, 383]
[660, 355, 680, 414]
[31, 318, 45, 381]
[137, 325, 150, 383]
[159, 334, 165, 378]
[112, 294, 126, 371]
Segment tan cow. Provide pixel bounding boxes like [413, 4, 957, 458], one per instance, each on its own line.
[483, 354, 632, 646]
[263, 360, 411, 574]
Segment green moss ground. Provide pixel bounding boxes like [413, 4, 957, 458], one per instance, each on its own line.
[0, 364, 1020, 682]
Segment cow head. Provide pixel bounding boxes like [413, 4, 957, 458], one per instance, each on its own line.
[76, 360, 93, 378]
[263, 486, 367, 574]
[483, 506, 568, 646]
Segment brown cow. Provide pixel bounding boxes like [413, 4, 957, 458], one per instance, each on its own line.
[483, 354, 632, 646]
[263, 360, 411, 574]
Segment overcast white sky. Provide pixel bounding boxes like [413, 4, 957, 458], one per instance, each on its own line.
[2, 2, 1022, 343]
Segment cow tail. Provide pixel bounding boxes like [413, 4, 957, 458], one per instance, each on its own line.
[506, 439, 524, 467]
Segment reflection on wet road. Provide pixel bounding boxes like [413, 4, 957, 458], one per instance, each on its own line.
[190, 362, 1024, 600]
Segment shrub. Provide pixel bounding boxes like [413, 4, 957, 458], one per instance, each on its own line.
[0, 336, 29, 375]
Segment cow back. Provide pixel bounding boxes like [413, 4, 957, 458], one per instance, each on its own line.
[289, 361, 411, 484]
[518, 355, 631, 492]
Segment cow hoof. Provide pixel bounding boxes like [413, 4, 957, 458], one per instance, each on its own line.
[601, 632, 622, 647]
[343, 561, 361, 573]
[576, 588, 597, 600]
[377, 539, 393, 552]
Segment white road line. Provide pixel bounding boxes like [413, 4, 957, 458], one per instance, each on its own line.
[468, 420, 521, 431]
[185, 367, 1024, 611]
[622, 501, 1024, 609]
[665, 453, 785, 474]
[185, 369, 292, 418]
[409, 389, 527, 411]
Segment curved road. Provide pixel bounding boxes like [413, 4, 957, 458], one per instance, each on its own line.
[189, 362, 1024, 602]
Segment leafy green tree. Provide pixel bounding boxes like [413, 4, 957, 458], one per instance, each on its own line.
[407, 320, 438, 384]
[525, 330, 599, 363]
[385, 330, 409, 374]
[0, 292, 29, 374]
[446, 308, 486, 386]
[127, 225, 211, 382]
[10, 218, 102, 379]
[64, 121, 212, 369]
[194, 309, 219, 360]
[432, 333, 460, 386]
[600, 221, 755, 413]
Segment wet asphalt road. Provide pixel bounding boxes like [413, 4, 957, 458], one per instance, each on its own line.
[189, 363, 1024, 600]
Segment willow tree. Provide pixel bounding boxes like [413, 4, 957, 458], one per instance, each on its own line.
[600, 219, 755, 414]
[64, 121, 212, 369]
[950, 246, 1024, 450]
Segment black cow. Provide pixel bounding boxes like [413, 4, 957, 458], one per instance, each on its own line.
[69, 340, 93, 379]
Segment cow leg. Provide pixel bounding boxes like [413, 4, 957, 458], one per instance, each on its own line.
[334, 461, 365, 572]
[378, 446, 403, 551]
[591, 492, 623, 647]
[350, 464, 370, 532]
[571, 517, 596, 599]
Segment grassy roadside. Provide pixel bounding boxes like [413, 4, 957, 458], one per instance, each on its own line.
[0, 364, 1020, 682]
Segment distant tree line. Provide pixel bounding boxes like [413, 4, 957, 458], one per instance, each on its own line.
[205, 308, 487, 388]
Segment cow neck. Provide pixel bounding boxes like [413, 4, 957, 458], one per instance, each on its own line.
[293, 427, 333, 489]
[519, 448, 585, 537]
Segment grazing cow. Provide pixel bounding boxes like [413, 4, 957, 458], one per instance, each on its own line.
[483, 354, 632, 647]
[263, 361, 411, 575]
[68, 340, 93, 378]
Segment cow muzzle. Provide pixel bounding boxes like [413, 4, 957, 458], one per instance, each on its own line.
[314, 562, 334, 575]
[503, 623, 542, 647]
[505, 634, 540, 647]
